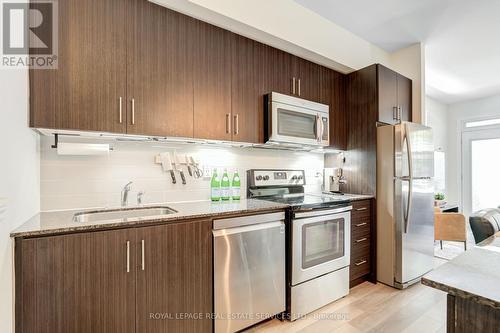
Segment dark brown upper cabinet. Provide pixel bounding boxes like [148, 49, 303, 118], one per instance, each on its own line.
[293, 56, 321, 102]
[259, 43, 295, 97]
[377, 64, 412, 124]
[192, 21, 232, 141]
[319, 66, 347, 150]
[231, 35, 263, 143]
[344, 64, 413, 195]
[29, 0, 129, 133]
[28, 0, 345, 145]
[126, 0, 195, 138]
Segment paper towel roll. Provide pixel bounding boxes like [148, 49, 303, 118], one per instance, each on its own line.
[57, 142, 110, 156]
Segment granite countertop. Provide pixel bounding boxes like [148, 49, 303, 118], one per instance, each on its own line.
[10, 199, 288, 238]
[320, 192, 375, 202]
[422, 233, 500, 309]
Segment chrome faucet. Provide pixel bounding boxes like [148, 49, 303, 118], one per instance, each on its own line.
[121, 181, 133, 207]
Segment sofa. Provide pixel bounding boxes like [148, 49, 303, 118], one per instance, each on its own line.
[469, 208, 500, 244]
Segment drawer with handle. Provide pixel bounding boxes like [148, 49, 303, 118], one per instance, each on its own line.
[351, 235, 370, 257]
[350, 254, 371, 280]
[352, 200, 371, 218]
[352, 218, 370, 238]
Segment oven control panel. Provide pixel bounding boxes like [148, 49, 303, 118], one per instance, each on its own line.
[249, 169, 305, 187]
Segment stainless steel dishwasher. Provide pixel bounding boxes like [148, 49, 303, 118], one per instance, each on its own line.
[213, 212, 286, 333]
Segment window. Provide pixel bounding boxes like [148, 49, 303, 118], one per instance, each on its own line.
[465, 118, 500, 128]
[434, 151, 446, 194]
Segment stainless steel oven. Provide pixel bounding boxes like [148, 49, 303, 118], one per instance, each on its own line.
[246, 169, 351, 320]
[291, 206, 351, 285]
[265, 92, 329, 147]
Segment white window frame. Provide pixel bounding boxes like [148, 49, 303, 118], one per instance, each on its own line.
[460, 115, 500, 215]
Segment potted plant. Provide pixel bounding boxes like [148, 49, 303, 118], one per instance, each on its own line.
[434, 193, 446, 207]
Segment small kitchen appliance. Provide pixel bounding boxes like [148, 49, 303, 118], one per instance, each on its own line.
[247, 169, 352, 320]
[323, 167, 347, 193]
[264, 92, 329, 148]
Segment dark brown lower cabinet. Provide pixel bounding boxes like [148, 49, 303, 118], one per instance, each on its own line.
[15, 219, 213, 333]
[349, 199, 376, 287]
[16, 229, 136, 333]
[136, 220, 213, 333]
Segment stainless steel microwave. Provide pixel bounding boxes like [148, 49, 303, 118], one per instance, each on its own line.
[264, 92, 329, 147]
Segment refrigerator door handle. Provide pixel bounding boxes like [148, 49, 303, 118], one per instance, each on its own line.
[403, 123, 413, 233]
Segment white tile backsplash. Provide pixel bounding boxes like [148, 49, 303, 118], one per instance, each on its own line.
[40, 136, 325, 211]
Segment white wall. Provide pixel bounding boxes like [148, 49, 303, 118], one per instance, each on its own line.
[447, 94, 500, 206]
[389, 43, 425, 124]
[40, 137, 324, 211]
[426, 96, 448, 152]
[0, 68, 40, 331]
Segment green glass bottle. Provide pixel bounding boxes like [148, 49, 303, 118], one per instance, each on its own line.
[231, 170, 241, 200]
[210, 169, 221, 201]
[220, 168, 231, 201]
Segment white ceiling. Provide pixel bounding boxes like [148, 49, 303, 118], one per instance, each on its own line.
[294, 0, 500, 104]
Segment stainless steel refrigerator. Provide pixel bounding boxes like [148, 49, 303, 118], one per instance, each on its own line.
[377, 122, 435, 289]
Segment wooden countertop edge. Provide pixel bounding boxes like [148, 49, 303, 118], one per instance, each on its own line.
[421, 277, 500, 310]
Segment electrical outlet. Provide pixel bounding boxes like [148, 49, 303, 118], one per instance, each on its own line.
[203, 166, 212, 178]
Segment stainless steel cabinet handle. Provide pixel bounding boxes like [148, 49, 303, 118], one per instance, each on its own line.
[355, 222, 367, 227]
[233, 114, 239, 135]
[298, 78, 301, 96]
[355, 207, 367, 211]
[355, 260, 367, 266]
[393, 106, 398, 120]
[119, 97, 123, 124]
[126, 241, 130, 273]
[131, 98, 135, 125]
[225, 114, 231, 134]
[141, 239, 145, 271]
[292, 77, 296, 95]
[355, 237, 367, 243]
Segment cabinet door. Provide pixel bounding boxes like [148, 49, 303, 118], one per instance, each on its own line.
[231, 35, 263, 143]
[377, 65, 398, 125]
[127, 0, 194, 137]
[397, 74, 412, 122]
[193, 21, 232, 141]
[259, 44, 294, 97]
[29, 0, 128, 133]
[16, 230, 136, 333]
[293, 57, 320, 101]
[319, 66, 347, 150]
[136, 220, 213, 333]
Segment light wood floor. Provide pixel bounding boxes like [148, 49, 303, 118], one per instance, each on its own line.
[246, 280, 447, 333]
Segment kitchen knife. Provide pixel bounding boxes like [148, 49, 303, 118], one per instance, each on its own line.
[185, 155, 193, 177]
[160, 152, 176, 184]
[173, 152, 186, 185]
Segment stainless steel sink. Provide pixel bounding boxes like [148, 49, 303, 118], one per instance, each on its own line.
[73, 206, 177, 223]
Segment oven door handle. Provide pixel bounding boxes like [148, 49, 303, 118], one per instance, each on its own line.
[293, 206, 352, 219]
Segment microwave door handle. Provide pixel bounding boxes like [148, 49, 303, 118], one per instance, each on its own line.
[319, 115, 325, 142]
[321, 117, 325, 142]
[316, 114, 321, 142]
